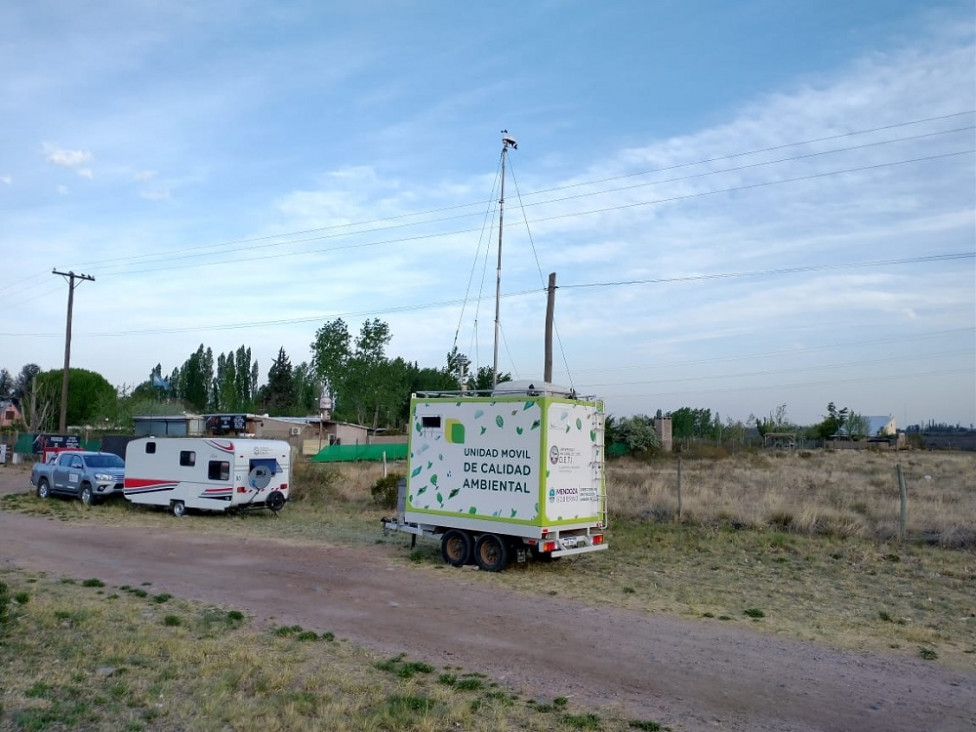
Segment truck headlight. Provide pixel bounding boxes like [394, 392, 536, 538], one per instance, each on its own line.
[95, 473, 113, 481]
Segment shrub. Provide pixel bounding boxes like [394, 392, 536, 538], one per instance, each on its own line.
[371, 472, 403, 509]
[289, 462, 341, 504]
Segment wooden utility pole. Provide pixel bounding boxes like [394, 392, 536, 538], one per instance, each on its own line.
[53, 269, 95, 432]
[544, 272, 556, 383]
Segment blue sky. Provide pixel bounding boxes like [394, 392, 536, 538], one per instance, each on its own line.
[2, 0, 974, 427]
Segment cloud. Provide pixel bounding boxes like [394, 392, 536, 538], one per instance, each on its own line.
[42, 142, 93, 169]
[57, 184, 68, 195]
[139, 188, 171, 201]
[1, 175, 10, 185]
[134, 170, 157, 181]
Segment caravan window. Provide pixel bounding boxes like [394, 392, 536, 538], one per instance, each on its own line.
[179, 451, 196, 467]
[208, 460, 230, 481]
[145, 442, 156, 454]
[421, 416, 441, 429]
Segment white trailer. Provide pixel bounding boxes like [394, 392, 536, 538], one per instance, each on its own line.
[124, 437, 290, 516]
[382, 381, 607, 571]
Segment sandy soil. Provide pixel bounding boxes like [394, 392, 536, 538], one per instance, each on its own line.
[0, 467, 973, 731]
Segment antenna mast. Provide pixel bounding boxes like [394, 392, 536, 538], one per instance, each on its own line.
[493, 131, 517, 388]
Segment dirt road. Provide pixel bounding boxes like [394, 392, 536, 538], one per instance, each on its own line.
[0, 468, 973, 731]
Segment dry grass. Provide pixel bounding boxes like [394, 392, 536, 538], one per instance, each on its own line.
[608, 450, 976, 547]
[0, 571, 660, 732]
[3, 448, 974, 685]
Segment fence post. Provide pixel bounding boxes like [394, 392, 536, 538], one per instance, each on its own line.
[896, 463, 907, 541]
[677, 456, 683, 520]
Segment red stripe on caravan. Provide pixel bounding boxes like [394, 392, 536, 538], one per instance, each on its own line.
[124, 478, 175, 489]
[206, 439, 234, 453]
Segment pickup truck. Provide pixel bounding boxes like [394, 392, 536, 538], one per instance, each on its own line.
[30, 451, 126, 505]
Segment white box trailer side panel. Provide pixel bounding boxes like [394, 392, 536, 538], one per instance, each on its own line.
[407, 397, 542, 523]
[405, 396, 604, 531]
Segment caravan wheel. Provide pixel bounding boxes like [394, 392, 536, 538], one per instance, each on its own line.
[171, 500, 186, 517]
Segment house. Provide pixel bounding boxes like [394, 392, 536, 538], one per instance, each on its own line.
[0, 400, 23, 428]
[202, 413, 369, 456]
[133, 413, 205, 437]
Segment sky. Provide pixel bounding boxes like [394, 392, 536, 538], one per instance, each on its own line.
[1, 0, 974, 428]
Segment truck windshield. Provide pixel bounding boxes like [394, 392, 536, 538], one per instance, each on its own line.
[85, 454, 125, 469]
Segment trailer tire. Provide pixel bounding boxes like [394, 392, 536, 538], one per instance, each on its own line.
[441, 529, 472, 567]
[80, 484, 93, 506]
[267, 490, 286, 513]
[474, 533, 509, 572]
[37, 478, 50, 499]
[171, 500, 186, 517]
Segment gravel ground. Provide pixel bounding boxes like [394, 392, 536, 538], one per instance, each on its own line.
[1, 466, 973, 731]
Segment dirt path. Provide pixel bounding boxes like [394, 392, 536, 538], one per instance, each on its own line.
[1, 468, 973, 731]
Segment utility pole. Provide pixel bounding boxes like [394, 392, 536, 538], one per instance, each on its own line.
[52, 269, 95, 432]
[544, 272, 556, 383]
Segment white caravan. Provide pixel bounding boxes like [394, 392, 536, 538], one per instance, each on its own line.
[124, 437, 290, 516]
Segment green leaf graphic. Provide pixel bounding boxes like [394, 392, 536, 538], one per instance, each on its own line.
[474, 409, 484, 419]
[531, 420, 541, 430]
[576, 418, 582, 430]
[516, 427, 523, 435]
[436, 492, 443, 505]
[496, 415, 504, 428]
[510, 508, 517, 518]
[417, 485, 427, 495]
[427, 461, 433, 469]
[523, 401, 535, 410]
[480, 426, 487, 435]
[411, 466, 422, 478]
[468, 506, 478, 514]
[590, 430, 596, 442]
[448, 488, 461, 499]
[430, 474, 438, 485]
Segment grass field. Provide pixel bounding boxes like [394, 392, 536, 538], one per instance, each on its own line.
[1, 449, 973, 730]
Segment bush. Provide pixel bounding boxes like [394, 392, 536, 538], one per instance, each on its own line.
[371, 472, 403, 509]
[289, 462, 340, 504]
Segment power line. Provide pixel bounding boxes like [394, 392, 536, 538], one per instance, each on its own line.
[57, 113, 976, 275]
[76, 148, 975, 279]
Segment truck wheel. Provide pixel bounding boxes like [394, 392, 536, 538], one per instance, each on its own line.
[171, 500, 186, 517]
[474, 534, 509, 572]
[441, 529, 472, 567]
[80, 484, 93, 506]
[37, 478, 50, 499]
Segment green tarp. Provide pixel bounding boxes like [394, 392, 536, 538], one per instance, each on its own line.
[310, 443, 408, 463]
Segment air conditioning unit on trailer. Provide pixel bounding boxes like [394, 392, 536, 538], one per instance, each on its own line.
[289, 427, 301, 436]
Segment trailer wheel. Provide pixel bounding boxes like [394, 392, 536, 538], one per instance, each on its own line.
[171, 500, 186, 517]
[474, 534, 509, 572]
[37, 478, 50, 499]
[80, 484, 93, 506]
[441, 529, 472, 567]
[267, 490, 286, 513]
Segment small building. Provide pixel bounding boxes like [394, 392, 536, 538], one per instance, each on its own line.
[133, 414, 205, 437]
[202, 414, 370, 456]
[0, 399, 23, 428]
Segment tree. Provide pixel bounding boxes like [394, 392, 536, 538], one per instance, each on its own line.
[669, 407, 712, 440]
[0, 368, 13, 397]
[33, 368, 116, 428]
[615, 415, 661, 454]
[812, 402, 850, 441]
[177, 345, 214, 411]
[311, 318, 351, 403]
[261, 347, 296, 415]
[846, 412, 870, 439]
[291, 362, 321, 416]
[13, 364, 41, 402]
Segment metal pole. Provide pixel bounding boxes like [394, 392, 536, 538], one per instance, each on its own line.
[896, 464, 907, 541]
[492, 143, 508, 389]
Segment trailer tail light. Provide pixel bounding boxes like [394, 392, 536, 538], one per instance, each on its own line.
[591, 534, 605, 545]
[237, 486, 247, 493]
[280, 483, 288, 492]
[541, 541, 558, 553]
